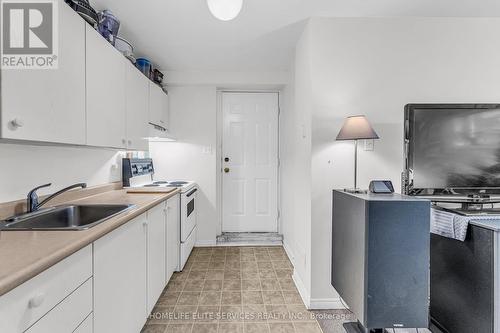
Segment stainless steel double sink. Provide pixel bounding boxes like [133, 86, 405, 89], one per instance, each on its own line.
[0, 204, 135, 231]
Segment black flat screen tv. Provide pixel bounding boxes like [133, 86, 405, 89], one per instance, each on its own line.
[404, 104, 500, 195]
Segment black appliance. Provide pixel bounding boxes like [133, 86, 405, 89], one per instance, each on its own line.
[65, 0, 98, 27]
[403, 104, 500, 196]
[369, 180, 394, 194]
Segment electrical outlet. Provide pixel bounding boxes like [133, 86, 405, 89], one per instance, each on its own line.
[364, 139, 374, 151]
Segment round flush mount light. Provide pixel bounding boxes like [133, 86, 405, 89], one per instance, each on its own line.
[207, 0, 243, 21]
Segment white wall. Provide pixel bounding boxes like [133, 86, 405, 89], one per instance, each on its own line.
[0, 143, 122, 203]
[165, 71, 290, 87]
[280, 23, 314, 303]
[149, 86, 218, 246]
[284, 17, 500, 308]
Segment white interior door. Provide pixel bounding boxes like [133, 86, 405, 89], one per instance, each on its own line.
[222, 92, 279, 232]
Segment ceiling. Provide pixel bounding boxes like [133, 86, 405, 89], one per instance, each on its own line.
[91, 0, 500, 72]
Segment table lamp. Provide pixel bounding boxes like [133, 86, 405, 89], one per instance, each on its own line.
[336, 115, 379, 193]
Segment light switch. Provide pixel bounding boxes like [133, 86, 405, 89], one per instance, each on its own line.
[364, 139, 374, 151]
[202, 146, 213, 154]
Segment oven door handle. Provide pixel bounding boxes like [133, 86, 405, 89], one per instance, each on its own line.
[186, 188, 198, 197]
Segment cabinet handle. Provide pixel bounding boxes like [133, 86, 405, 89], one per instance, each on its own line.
[10, 118, 24, 129]
[28, 293, 45, 308]
[128, 140, 132, 146]
[122, 139, 127, 145]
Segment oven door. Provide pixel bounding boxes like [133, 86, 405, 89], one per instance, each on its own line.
[181, 188, 197, 242]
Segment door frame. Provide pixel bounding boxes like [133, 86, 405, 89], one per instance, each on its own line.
[216, 90, 282, 236]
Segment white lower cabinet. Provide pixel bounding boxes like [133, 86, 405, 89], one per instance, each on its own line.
[0, 245, 92, 333]
[0, 197, 181, 333]
[93, 214, 148, 333]
[166, 195, 180, 282]
[74, 314, 93, 333]
[146, 202, 166, 313]
[25, 278, 93, 333]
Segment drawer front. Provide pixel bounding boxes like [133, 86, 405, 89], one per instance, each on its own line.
[0, 245, 93, 333]
[26, 278, 93, 333]
[74, 313, 93, 333]
[181, 225, 196, 270]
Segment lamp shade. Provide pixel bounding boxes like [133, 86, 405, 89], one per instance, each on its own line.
[336, 115, 379, 141]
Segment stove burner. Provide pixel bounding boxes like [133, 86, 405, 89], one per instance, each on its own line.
[144, 184, 160, 187]
[169, 181, 188, 186]
[153, 181, 169, 185]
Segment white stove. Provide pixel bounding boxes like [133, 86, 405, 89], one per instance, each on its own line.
[123, 158, 198, 270]
[138, 180, 197, 194]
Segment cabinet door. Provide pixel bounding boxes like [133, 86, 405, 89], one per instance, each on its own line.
[86, 25, 126, 148]
[166, 194, 180, 282]
[147, 202, 166, 313]
[125, 65, 149, 151]
[94, 214, 147, 333]
[149, 82, 167, 129]
[0, 2, 86, 144]
[160, 91, 169, 131]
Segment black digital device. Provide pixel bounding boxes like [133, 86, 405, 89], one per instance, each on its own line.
[369, 180, 394, 194]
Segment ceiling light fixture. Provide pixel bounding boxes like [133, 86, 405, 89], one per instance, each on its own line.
[207, 0, 243, 21]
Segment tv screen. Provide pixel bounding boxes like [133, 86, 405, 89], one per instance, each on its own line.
[406, 104, 500, 191]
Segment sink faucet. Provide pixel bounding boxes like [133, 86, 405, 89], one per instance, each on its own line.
[27, 183, 87, 213]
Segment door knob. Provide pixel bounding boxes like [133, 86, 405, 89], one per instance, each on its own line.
[10, 118, 24, 129]
[224, 167, 230, 173]
[28, 293, 45, 308]
[224, 157, 230, 162]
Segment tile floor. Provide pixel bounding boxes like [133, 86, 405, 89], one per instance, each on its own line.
[141, 246, 325, 333]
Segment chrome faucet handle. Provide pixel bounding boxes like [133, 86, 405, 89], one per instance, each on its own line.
[27, 183, 52, 213]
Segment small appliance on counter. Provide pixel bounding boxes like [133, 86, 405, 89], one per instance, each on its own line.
[122, 158, 198, 271]
[65, 0, 98, 27]
[97, 10, 120, 45]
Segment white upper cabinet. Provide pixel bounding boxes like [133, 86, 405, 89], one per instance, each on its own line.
[125, 66, 149, 150]
[86, 25, 127, 148]
[149, 82, 169, 130]
[0, 2, 86, 144]
[1, 3, 161, 149]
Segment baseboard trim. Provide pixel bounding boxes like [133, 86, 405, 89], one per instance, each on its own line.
[309, 297, 346, 310]
[216, 241, 283, 247]
[292, 270, 346, 310]
[282, 240, 296, 267]
[195, 240, 217, 247]
[292, 270, 311, 308]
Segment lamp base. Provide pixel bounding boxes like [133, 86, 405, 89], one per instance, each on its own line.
[343, 188, 367, 194]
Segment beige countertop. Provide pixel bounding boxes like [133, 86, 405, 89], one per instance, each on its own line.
[0, 188, 180, 297]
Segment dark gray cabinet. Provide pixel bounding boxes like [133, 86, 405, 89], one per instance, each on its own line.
[430, 225, 495, 333]
[331, 190, 430, 331]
